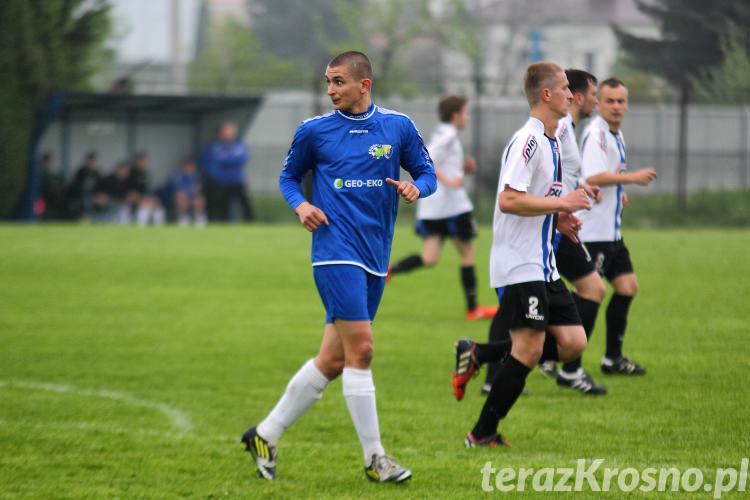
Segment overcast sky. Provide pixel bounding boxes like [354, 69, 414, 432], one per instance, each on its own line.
[108, 0, 201, 63]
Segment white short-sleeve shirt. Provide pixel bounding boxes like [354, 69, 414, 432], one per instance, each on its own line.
[578, 115, 626, 242]
[415, 123, 474, 219]
[490, 117, 563, 288]
[555, 113, 581, 195]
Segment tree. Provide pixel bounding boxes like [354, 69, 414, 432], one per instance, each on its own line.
[189, 17, 297, 93]
[613, 0, 750, 208]
[692, 21, 750, 105]
[0, 0, 111, 218]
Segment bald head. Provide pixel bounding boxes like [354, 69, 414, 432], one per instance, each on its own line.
[523, 62, 564, 107]
[327, 51, 373, 81]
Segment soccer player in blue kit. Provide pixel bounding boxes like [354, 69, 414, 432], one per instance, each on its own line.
[241, 51, 436, 483]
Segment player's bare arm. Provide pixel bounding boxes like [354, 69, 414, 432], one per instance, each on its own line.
[385, 178, 420, 203]
[295, 201, 329, 232]
[434, 167, 463, 188]
[499, 186, 590, 216]
[586, 168, 657, 187]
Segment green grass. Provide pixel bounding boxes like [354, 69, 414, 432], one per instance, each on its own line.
[1, 223, 749, 499]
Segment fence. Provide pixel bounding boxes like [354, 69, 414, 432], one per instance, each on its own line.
[246, 92, 750, 210]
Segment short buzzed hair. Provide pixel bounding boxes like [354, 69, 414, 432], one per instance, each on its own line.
[328, 51, 373, 81]
[600, 77, 626, 91]
[565, 69, 597, 95]
[523, 62, 564, 107]
[437, 94, 467, 123]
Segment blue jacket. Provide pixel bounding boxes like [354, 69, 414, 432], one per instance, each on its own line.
[200, 140, 249, 186]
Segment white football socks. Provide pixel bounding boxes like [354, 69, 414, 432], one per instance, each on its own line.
[342, 367, 385, 464]
[257, 358, 329, 445]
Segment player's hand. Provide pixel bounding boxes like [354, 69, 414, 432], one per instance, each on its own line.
[559, 188, 590, 212]
[632, 168, 657, 185]
[463, 156, 477, 174]
[295, 201, 329, 232]
[386, 178, 420, 203]
[557, 212, 582, 243]
[622, 191, 629, 207]
[580, 182, 602, 203]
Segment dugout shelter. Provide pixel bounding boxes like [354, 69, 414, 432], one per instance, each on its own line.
[20, 91, 264, 220]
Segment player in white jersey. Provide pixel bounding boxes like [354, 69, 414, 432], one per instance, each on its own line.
[578, 77, 657, 375]
[454, 63, 591, 447]
[476, 70, 607, 398]
[539, 69, 610, 394]
[388, 95, 497, 321]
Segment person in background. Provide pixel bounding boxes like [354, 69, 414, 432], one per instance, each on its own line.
[67, 151, 105, 221]
[388, 94, 498, 322]
[200, 122, 253, 222]
[128, 152, 165, 227]
[172, 157, 207, 227]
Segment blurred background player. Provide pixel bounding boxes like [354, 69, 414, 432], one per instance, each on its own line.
[388, 94, 497, 321]
[241, 51, 435, 482]
[578, 77, 657, 375]
[456, 62, 590, 447]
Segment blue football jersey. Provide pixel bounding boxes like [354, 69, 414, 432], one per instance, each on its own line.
[279, 103, 436, 276]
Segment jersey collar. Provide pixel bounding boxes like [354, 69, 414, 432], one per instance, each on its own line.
[337, 102, 377, 121]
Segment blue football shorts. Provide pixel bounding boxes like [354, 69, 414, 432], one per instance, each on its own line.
[313, 264, 386, 323]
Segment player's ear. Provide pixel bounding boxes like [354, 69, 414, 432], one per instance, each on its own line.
[541, 88, 551, 103]
[361, 78, 372, 93]
[574, 92, 584, 106]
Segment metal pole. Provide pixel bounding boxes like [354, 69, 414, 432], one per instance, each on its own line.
[742, 106, 750, 189]
[170, 0, 181, 92]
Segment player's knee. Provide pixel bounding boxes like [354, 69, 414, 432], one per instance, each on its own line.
[590, 279, 607, 302]
[618, 281, 638, 297]
[514, 338, 544, 366]
[350, 342, 374, 367]
[421, 255, 438, 267]
[569, 333, 587, 358]
[315, 354, 344, 379]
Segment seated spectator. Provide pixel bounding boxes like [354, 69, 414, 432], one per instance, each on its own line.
[97, 161, 133, 224]
[128, 152, 165, 227]
[66, 151, 106, 222]
[173, 157, 207, 227]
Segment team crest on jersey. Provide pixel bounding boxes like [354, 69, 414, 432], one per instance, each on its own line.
[369, 144, 393, 159]
[522, 135, 537, 163]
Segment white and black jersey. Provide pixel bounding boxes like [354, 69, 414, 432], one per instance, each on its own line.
[490, 117, 563, 288]
[578, 115, 626, 242]
[555, 113, 581, 195]
[416, 123, 474, 220]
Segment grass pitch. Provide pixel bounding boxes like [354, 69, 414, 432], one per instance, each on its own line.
[1, 223, 749, 499]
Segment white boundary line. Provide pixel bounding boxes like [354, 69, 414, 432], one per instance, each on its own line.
[0, 379, 193, 433]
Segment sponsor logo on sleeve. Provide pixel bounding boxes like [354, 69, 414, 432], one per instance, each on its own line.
[522, 135, 538, 163]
